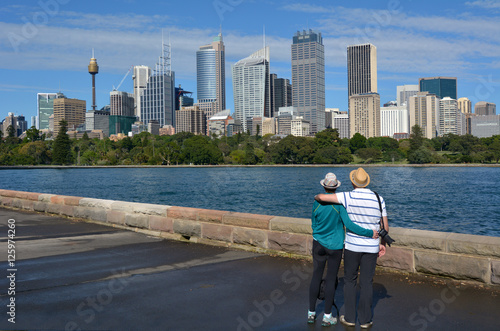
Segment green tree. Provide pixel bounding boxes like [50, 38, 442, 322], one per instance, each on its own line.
[25, 126, 41, 142]
[408, 146, 432, 164]
[244, 143, 257, 165]
[409, 125, 424, 151]
[52, 120, 72, 165]
[349, 133, 366, 153]
[313, 146, 353, 164]
[315, 128, 340, 150]
[356, 147, 382, 163]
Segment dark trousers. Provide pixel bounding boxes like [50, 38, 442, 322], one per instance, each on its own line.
[343, 249, 378, 324]
[309, 240, 342, 315]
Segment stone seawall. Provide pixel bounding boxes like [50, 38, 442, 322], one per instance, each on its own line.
[1, 189, 499, 285]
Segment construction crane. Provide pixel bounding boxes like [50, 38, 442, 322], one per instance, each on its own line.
[112, 66, 133, 91]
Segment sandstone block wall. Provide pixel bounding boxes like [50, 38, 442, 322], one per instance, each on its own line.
[1, 189, 499, 285]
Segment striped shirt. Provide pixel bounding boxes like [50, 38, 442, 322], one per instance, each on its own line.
[336, 188, 387, 253]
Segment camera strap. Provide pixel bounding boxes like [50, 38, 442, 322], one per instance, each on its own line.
[373, 191, 384, 230]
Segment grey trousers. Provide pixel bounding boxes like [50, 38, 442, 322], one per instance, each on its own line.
[343, 249, 378, 324]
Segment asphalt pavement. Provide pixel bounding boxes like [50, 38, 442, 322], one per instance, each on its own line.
[0, 208, 498, 331]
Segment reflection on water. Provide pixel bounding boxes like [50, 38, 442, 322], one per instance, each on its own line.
[1, 166, 499, 236]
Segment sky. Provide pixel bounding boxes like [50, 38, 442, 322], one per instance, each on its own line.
[1, 0, 500, 125]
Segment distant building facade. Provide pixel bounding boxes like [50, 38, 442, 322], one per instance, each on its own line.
[349, 93, 380, 138]
[325, 108, 349, 139]
[471, 115, 500, 138]
[37, 92, 64, 130]
[270, 74, 292, 117]
[232, 47, 270, 133]
[438, 97, 464, 136]
[86, 110, 110, 137]
[291, 116, 310, 137]
[408, 92, 439, 139]
[419, 77, 457, 100]
[380, 104, 409, 137]
[457, 97, 472, 114]
[53, 97, 86, 135]
[175, 105, 207, 135]
[348, 44, 377, 98]
[110, 91, 135, 117]
[396, 85, 419, 107]
[133, 65, 151, 120]
[197, 33, 225, 114]
[292, 29, 325, 133]
[474, 101, 496, 116]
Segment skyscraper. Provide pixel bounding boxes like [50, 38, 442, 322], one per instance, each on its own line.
[380, 104, 409, 137]
[110, 91, 135, 117]
[197, 33, 225, 114]
[37, 92, 64, 130]
[349, 93, 381, 138]
[474, 101, 496, 116]
[133, 65, 151, 120]
[419, 77, 457, 100]
[140, 41, 176, 127]
[347, 44, 377, 98]
[292, 29, 325, 133]
[271, 74, 292, 117]
[232, 47, 270, 133]
[409, 92, 439, 139]
[439, 97, 464, 136]
[457, 97, 472, 114]
[53, 97, 86, 135]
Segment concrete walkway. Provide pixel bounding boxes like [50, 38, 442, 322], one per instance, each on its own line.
[0, 208, 498, 331]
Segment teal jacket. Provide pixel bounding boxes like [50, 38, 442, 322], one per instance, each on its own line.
[312, 196, 373, 250]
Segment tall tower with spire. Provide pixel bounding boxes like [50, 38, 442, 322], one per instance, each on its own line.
[88, 49, 99, 111]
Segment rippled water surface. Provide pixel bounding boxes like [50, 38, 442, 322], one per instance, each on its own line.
[1, 166, 499, 236]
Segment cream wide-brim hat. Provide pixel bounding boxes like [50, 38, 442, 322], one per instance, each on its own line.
[350, 167, 370, 188]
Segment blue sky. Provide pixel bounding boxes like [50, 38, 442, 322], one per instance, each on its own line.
[1, 0, 500, 125]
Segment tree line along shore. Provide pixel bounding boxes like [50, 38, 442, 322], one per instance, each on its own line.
[2, 121, 500, 166]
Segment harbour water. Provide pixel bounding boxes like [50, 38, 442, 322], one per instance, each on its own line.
[1, 166, 499, 237]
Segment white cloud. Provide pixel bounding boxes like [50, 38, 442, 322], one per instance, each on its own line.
[281, 3, 335, 14]
[465, 0, 500, 9]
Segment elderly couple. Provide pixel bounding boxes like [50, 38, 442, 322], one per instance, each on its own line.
[308, 167, 389, 328]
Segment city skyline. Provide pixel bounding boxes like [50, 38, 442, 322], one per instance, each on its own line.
[1, 0, 500, 123]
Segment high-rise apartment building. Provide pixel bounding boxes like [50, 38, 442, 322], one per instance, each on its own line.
[232, 47, 270, 133]
[133, 65, 151, 120]
[175, 105, 207, 135]
[474, 101, 496, 116]
[197, 33, 225, 114]
[347, 44, 377, 98]
[396, 85, 419, 107]
[349, 93, 381, 138]
[53, 97, 86, 135]
[380, 104, 409, 137]
[439, 97, 464, 136]
[457, 97, 472, 114]
[292, 29, 325, 133]
[37, 92, 64, 130]
[408, 92, 439, 139]
[419, 77, 457, 100]
[16, 115, 27, 136]
[110, 91, 135, 117]
[140, 42, 175, 128]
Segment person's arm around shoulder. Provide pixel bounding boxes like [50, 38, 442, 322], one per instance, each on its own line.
[315, 193, 339, 204]
[339, 206, 378, 239]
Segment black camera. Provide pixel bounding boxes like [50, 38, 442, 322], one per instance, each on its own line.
[378, 228, 395, 246]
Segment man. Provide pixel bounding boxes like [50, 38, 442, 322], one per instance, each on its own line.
[309, 172, 378, 327]
[315, 168, 389, 329]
